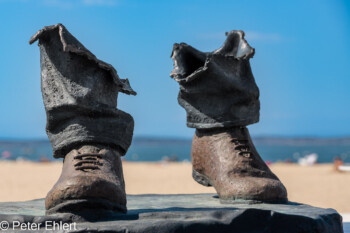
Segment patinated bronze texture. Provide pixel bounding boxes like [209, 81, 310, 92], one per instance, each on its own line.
[192, 127, 287, 203]
[30, 24, 135, 214]
[170, 30, 259, 129]
[46, 145, 126, 214]
[30, 24, 135, 158]
[170, 30, 287, 203]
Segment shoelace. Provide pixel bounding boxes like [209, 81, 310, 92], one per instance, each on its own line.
[232, 139, 251, 158]
[74, 153, 103, 171]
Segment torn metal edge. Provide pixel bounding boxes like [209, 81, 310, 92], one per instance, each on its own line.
[170, 30, 255, 84]
[29, 23, 136, 96]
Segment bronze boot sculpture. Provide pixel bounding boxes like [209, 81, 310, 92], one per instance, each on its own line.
[30, 24, 136, 214]
[170, 30, 287, 203]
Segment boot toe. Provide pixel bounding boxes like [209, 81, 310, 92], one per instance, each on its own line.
[218, 176, 287, 203]
[45, 175, 126, 210]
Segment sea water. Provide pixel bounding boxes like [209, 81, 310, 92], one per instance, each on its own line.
[1, 139, 350, 163]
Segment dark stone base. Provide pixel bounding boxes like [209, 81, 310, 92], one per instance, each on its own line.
[0, 194, 343, 233]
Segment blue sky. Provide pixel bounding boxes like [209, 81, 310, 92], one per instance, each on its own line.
[0, 0, 349, 139]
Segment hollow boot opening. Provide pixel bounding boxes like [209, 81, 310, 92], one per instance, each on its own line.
[171, 43, 206, 80]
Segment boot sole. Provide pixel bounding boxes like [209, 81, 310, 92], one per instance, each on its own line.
[193, 169, 288, 204]
[46, 198, 127, 217]
[192, 169, 213, 187]
[220, 197, 288, 204]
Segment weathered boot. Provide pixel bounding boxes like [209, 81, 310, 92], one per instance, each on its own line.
[170, 30, 287, 203]
[30, 24, 136, 214]
[192, 127, 287, 203]
[45, 145, 127, 214]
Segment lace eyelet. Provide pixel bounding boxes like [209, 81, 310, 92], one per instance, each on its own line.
[234, 139, 251, 158]
[74, 153, 103, 171]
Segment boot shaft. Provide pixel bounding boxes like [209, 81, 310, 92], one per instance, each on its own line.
[30, 24, 136, 158]
[170, 30, 260, 129]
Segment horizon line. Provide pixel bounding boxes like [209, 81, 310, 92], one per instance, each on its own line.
[1, 135, 350, 142]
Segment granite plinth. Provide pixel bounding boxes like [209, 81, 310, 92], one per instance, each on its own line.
[0, 194, 343, 233]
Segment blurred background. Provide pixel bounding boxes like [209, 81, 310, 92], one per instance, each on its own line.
[0, 0, 350, 217]
[1, 0, 350, 163]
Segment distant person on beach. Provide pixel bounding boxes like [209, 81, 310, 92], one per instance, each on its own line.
[333, 156, 344, 172]
[1, 150, 11, 159]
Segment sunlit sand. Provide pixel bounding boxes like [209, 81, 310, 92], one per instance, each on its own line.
[0, 161, 349, 214]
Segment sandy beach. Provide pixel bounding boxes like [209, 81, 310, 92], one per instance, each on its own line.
[0, 161, 349, 214]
